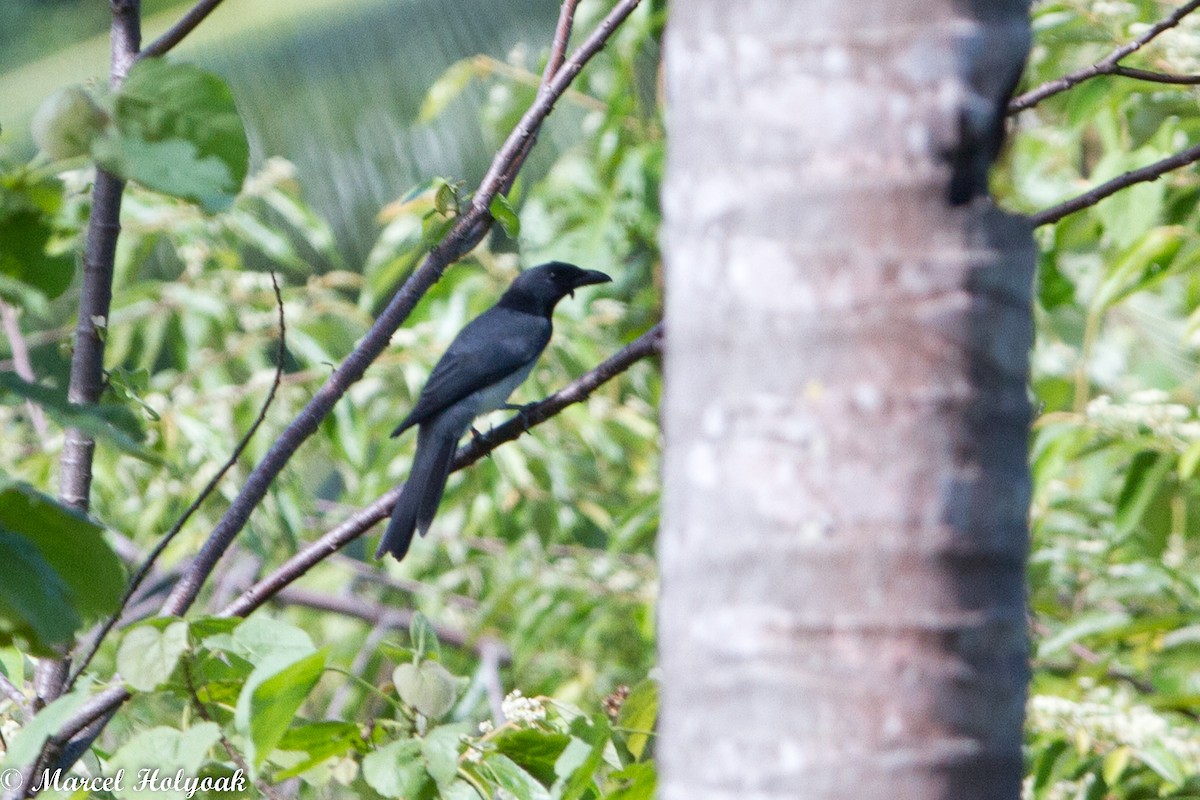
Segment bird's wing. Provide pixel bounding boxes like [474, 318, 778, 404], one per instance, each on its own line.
[392, 308, 551, 436]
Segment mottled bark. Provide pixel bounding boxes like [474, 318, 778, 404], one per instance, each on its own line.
[659, 2, 1034, 799]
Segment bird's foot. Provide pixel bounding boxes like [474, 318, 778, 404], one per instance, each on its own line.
[503, 402, 536, 432]
[470, 425, 494, 446]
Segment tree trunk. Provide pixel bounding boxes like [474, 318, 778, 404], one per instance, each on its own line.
[659, 2, 1035, 799]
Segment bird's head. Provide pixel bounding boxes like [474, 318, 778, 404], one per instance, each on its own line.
[501, 261, 612, 315]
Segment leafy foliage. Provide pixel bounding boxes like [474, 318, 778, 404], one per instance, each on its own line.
[1009, 1, 1200, 796]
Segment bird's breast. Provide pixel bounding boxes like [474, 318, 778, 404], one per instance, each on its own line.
[474, 359, 537, 414]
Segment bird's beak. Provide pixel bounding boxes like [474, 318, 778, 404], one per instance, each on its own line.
[569, 270, 612, 297]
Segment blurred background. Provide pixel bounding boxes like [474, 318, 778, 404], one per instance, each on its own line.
[1, 0, 572, 261]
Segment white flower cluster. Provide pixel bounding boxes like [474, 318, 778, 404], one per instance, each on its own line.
[1028, 687, 1200, 765]
[501, 690, 546, 726]
[1084, 392, 1200, 444]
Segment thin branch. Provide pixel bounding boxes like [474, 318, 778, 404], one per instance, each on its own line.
[474, 0, 637, 212]
[1009, 0, 1200, 114]
[160, 0, 643, 619]
[64, 272, 286, 693]
[138, 0, 226, 60]
[542, 0, 581, 91]
[0, 301, 47, 438]
[1110, 65, 1200, 85]
[1030, 141, 1200, 226]
[219, 323, 662, 620]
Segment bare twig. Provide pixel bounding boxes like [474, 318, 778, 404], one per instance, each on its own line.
[476, 0, 634, 210]
[64, 272, 286, 693]
[138, 0, 227, 59]
[0, 301, 48, 437]
[160, 0, 643, 620]
[1030, 141, 1200, 226]
[219, 323, 661, 619]
[1010, 0, 1200, 114]
[1110, 65, 1200, 85]
[542, 0, 581, 90]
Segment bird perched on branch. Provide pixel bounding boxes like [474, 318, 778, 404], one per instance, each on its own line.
[376, 261, 612, 562]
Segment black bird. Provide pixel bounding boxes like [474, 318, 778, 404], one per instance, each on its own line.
[376, 261, 612, 561]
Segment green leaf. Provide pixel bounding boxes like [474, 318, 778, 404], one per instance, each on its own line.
[107, 723, 221, 800]
[94, 59, 249, 212]
[1090, 227, 1182, 312]
[0, 647, 24, 684]
[440, 781, 483, 800]
[1036, 252, 1075, 311]
[422, 723, 470, 791]
[484, 753, 550, 800]
[0, 373, 152, 460]
[616, 680, 657, 761]
[0, 679, 93, 770]
[209, 614, 316, 664]
[410, 611, 442, 662]
[273, 721, 366, 780]
[1137, 742, 1188, 787]
[362, 738, 431, 799]
[1036, 611, 1131, 658]
[395, 660, 457, 719]
[1179, 439, 1200, 480]
[0, 210, 74, 298]
[553, 717, 611, 800]
[31, 85, 109, 161]
[1102, 745, 1131, 787]
[489, 193, 520, 238]
[418, 59, 477, 123]
[491, 729, 571, 786]
[234, 649, 327, 767]
[603, 762, 656, 800]
[1114, 450, 1173, 536]
[117, 619, 189, 692]
[0, 480, 125, 624]
[0, 528, 80, 652]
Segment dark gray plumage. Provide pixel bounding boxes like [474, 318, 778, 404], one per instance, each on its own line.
[376, 261, 611, 561]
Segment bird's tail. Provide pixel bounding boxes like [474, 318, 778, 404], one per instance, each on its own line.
[375, 424, 458, 561]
